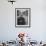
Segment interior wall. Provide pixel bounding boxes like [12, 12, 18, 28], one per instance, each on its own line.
[0, 0, 46, 42]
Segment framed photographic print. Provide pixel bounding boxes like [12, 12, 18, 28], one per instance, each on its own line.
[15, 8, 31, 28]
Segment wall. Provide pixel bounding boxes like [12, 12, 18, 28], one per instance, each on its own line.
[0, 0, 46, 42]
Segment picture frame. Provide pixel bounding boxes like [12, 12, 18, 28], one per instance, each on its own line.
[15, 8, 31, 28]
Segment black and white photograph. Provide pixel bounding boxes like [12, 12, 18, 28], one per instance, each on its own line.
[15, 8, 31, 27]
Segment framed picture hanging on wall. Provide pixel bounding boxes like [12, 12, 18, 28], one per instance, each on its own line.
[15, 8, 31, 28]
